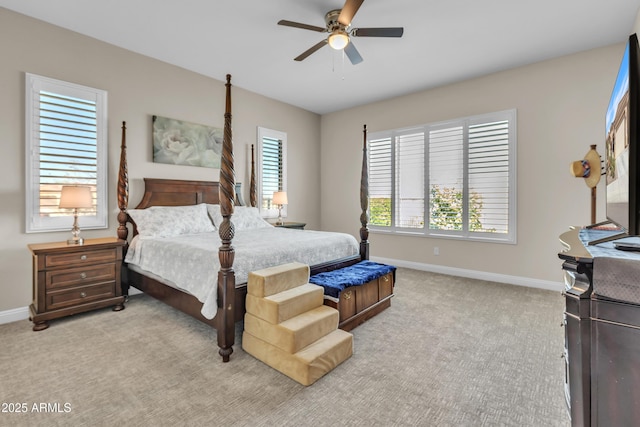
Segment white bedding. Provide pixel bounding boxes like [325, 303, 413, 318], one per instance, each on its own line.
[124, 227, 359, 319]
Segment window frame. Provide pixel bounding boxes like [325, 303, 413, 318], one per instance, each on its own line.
[256, 126, 287, 219]
[25, 73, 108, 233]
[368, 109, 517, 244]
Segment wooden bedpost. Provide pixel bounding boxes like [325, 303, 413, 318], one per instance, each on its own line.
[250, 144, 257, 207]
[360, 124, 370, 260]
[117, 121, 130, 297]
[117, 121, 129, 242]
[217, 74, 236, 362]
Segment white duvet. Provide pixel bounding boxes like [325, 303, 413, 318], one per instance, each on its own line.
[125, 227, 359, 319]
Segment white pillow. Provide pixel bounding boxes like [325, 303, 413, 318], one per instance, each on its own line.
[128, 203, 215, 238]
[207, 204, 272, 230]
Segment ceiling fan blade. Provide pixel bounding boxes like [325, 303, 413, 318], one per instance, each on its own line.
[278, 20, 326, 32]
[294, 40, 328, 61]
[338, 0, 364, 26]
[344, 41, 363, 65]
[352, 27, 404, 37]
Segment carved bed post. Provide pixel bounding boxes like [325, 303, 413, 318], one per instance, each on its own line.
[250, 144, 257, 207]
[117, 122, 130, 296]
[217, 74, 236, 362]
[117, 121, 129, 242]
[360, 124, 370, 260]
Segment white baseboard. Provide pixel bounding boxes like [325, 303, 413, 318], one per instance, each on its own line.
[371, 256, 564, 292]
[0, 306, 30, 325]
[0, 261, 562, 325]
[0, 288, 143, 326]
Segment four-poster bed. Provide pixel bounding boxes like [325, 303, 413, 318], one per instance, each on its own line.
[116, 74, 371, 362]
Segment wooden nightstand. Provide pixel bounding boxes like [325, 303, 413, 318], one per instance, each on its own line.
[28, 237, 125, 331]
[273, 222, 306, 230]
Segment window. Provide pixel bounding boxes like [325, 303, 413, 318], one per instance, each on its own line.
[256, 127, 287, 218]
[368, 109, 516, 243]
[25, 73, 108, 233]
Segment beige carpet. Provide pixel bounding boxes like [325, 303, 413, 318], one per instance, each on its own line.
[0, 268, 569, 426]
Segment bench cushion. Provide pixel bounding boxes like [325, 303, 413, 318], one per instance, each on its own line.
[309, 260, 396, 298]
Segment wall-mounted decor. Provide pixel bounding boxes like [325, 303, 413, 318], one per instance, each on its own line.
[152, 115, 223, 168]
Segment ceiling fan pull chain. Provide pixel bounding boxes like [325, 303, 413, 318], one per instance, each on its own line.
[332, 49, 335, 73]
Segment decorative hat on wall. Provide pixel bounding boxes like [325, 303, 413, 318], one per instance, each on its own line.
[570, 144, 602, 225]
[570, 144, 601, 188]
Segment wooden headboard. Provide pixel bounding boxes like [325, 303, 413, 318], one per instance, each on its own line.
[134, 178, 246, 209]
[121, 178, 247, 241]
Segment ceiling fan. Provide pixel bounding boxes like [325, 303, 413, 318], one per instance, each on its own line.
[277, 0, 404, 65]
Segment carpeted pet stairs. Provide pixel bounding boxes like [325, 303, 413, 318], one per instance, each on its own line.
[242, 262, 353, 386]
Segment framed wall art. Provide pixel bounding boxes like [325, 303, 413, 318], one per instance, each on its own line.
[152, 115, 223, 168]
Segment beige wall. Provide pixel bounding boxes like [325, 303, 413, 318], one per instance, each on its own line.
[320, 43, 625, 284]
[1, 5, 638, 315]
[0, 8, 321, 313]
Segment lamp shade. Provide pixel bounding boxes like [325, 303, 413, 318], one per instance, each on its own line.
[328, 30, 349, 50]
[59, 186, 93, 209]
[272, 191, 288, 205]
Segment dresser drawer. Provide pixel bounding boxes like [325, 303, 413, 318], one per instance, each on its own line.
[44, 248, 118, 268]
[46, 282, 116, 311]
[46, 263, 116, 289]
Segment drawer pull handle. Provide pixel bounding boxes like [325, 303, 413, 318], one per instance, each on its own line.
[80, 272, 87, 279]
[343, 290, 352, 300]
[80, 255, 87, 261]
[383, 275, 389, 282]
[80, 292, 87, 298]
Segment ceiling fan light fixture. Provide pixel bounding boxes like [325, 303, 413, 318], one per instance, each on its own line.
[328, 30, 349, 50]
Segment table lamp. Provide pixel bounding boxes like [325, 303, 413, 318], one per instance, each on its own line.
[272, 191, 288, 225]
[59, 185, 93, 245]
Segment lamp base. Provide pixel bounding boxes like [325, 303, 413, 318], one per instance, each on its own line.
[277, 206, 284, 226]
[67, 238, 84, 245]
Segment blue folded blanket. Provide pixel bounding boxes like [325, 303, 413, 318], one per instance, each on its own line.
[309, 260, 396, 298]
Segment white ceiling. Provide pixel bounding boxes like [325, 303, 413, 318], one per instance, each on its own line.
[2, 0, 640, 114]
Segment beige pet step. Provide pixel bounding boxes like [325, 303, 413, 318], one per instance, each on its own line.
[247, 262, 311, 298]
[244, 305, 339, 354]
[245, 283, 324, 324]
[244, 262, 353, 385]
[242, 328, 353, 386]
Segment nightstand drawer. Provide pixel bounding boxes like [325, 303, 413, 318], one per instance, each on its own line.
[46, 263, 116, 289]
[46, 282, 116, 311]
[45, 248, 118, 268]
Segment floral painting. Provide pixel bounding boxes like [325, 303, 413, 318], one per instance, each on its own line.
[152, 115, 223, 168]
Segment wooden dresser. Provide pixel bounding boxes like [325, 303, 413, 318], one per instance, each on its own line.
[559, 227, 640, 426]
[28, 237, 125, 331]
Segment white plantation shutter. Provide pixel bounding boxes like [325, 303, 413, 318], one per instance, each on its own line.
[257, 127, 287, 218]
[468, 118, 511, 234]
[369, 136, 393, 226]
[396, 131, 424, 229]
[260, 137, 283, 205]
[26, 74, 107, 233]
[367, 109, 516, 243]
[428, 125, 464, 231]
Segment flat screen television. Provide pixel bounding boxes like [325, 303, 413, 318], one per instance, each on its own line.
[596, 33, 640, 244]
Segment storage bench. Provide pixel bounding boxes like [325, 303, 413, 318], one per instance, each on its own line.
[309, 261, 396, 331]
